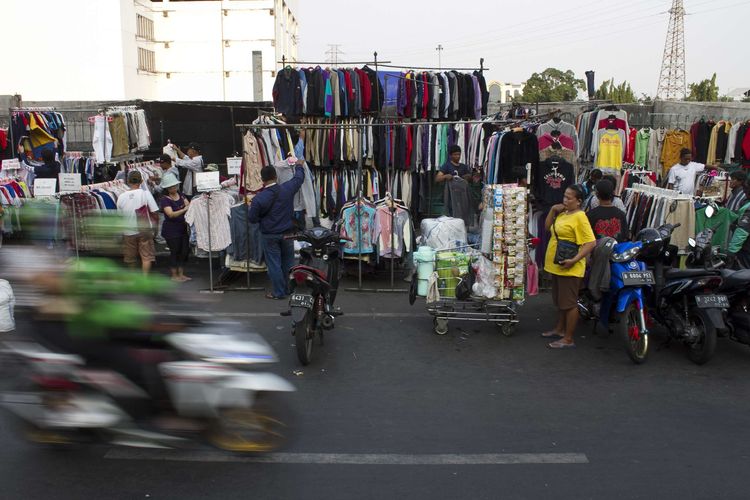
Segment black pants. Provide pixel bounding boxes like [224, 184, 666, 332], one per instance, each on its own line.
[166, 233, 190, 269]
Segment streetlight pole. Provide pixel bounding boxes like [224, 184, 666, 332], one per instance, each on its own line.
[436, 44, 443, 70]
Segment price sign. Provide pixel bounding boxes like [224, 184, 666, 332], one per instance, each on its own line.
[1, 159, 20, 171]
[34, 179, 57, 197]
[58, 173, 82, 193]
[226, 157, 242, 176]
[196, 171, 221, 192]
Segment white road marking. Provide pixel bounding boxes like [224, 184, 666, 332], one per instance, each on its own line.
[165, 312, 425, 319]
[105, 449, 588, 465]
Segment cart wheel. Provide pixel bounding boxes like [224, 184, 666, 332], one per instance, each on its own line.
[499, 323, 515, 337]
[433, 318, 449, 336]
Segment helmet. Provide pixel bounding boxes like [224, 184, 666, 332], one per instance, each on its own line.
[636, 228, 664, 260]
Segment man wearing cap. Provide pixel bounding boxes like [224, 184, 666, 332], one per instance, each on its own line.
[173, 142, 204, 197]
[116, 170, 160, 274]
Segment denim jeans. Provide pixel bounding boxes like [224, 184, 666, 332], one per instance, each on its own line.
[261, 233, 294, 298]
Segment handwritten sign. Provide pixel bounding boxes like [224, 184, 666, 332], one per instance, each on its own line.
[34, 179, 57, 197]
[1, 159, 20, 171]
[58, 173, 82, 193]
[226, 157, 242, 176]
[196, 171, 221, 192]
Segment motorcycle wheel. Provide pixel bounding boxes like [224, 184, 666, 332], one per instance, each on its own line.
[618, 302, 649, 364]
[208, 393, 289, 453]
[686, 314, 717, 365]
[294, 311, 314, 365]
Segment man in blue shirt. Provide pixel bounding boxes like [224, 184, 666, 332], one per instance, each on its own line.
[249, 161, 305, 299]
[435, 145, 470, 183]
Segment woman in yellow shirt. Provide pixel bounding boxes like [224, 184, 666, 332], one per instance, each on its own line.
[543, 185, 596, 348]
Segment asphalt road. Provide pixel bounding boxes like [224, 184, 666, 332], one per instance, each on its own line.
[2, 267, 750, 499]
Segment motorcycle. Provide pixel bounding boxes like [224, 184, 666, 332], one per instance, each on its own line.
[2, 319, 296, 452]
[640, 223, 727, 365]
[284, 227, 348, 365]
[685, 211, 750, 348]
[579, 239, 654, 364]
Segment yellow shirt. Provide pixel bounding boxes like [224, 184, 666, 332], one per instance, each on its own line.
[595, 130, 623, 169]
[544, 211, 596, 278]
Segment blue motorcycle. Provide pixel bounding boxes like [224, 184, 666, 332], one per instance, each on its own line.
[579, 239, 654, 364]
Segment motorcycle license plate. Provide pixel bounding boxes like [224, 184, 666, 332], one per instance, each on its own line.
[289, 294, 314, 309]
[695, 294, 729, 309]
[621, 271, 654, 286]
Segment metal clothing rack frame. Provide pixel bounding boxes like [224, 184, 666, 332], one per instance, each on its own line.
[198, 189, 224, 295]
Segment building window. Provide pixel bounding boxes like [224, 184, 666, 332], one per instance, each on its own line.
[137, 14, 154, 41]
[138, 47, 156, 73]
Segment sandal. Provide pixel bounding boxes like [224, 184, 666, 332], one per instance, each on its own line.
[265, 293, 284, 300]
[548, 340, 576, 349]
[541, 331, 564, 338]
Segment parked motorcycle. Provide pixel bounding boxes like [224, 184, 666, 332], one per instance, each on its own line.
[2, 321, 296, 452]
[285, 227, 347, 365]
[579, 239, 654, 364]
[685, 213, 750, 349]
[639, 223, 727, 365]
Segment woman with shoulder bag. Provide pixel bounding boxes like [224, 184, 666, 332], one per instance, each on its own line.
[159, 173, 192, 282]
[542, 185, 596, 349]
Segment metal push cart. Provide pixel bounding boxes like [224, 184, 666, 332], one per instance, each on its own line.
[415, 244, 522, 337]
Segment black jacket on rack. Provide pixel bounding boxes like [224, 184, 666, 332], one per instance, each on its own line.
[499, 131, 540, 184]
[474, 71, 489, 115]
[692, 120, 712, 163]
[534, 157, 575, 208]
[272, 68, 303, 117]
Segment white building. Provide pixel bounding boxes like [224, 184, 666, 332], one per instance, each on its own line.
[488, 81, 525, 104]
[0, 0, 298, 102]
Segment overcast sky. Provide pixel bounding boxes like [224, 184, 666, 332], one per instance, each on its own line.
[298, 0, 749, 98]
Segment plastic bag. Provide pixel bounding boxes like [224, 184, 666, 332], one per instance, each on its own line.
[471, 254, 497, 299]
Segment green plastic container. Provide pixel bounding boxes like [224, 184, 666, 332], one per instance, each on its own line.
[436, 251, 470, 298]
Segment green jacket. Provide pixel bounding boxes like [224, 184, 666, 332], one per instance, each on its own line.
[728, 201, 750, 254]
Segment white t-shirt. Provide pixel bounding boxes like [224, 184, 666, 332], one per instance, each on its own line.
[667, 161, 705, 195]
[116, 188, 159, 236]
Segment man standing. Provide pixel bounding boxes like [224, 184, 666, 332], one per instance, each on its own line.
[173, 142, 204, 197]
[435, 145, 470, 183]
[249, 160, 305, 300]
[666, 148, 717, 196]
[726, 170, 747, 213]
[117, 171, 160, 274]
[35, 149, 61, 179]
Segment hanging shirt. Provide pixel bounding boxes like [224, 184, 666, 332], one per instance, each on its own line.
[184, 192, 233, 251]
[595, 130, 624, 169]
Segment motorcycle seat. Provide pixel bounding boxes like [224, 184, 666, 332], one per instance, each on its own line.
[665, 268, 720, 279]
[291, 265, 328, 283]
[719, 269, 750, 292]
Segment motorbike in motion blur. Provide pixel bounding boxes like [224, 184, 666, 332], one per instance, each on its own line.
[2, 258, 295, 452]
[284, 227, 347, 365]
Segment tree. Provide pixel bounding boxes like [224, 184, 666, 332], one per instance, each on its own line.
[520, 68, 585, 102]
[594, 79, 637, 103]
[685, 73, 720, 102]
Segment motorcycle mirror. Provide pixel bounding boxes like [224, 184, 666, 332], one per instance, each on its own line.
[705, 205, 715, 218]
[688, 238, 696, 248]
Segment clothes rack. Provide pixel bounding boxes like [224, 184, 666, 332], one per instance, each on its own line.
[198, 189, 224, 295]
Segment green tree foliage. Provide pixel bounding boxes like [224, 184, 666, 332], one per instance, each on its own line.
[520, 68, 585, 102]
[594, 79, 637, 103]
[686, 73, 720, 102]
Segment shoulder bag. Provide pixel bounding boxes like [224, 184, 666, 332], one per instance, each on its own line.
[552, 213, 580, 265]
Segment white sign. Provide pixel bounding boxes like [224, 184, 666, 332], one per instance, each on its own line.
[58, 173, 81, 193]
[196, 171, 221, 192]
[34, 179, 57, 197]
[226, 157, 242, 176]
[1, 159, 20, 171]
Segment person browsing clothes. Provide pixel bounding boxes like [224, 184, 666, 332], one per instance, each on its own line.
[249, 158, 306, 300]
[159, 173, 191, 283]
[172, 142, 204, 197]
[116, 170, 160, 275]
